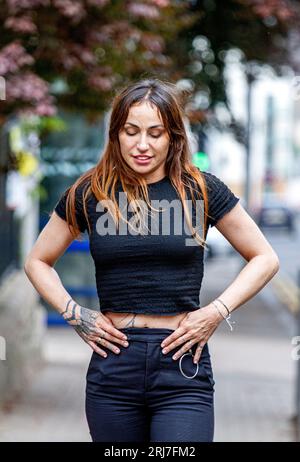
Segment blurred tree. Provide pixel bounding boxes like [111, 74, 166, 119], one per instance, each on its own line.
[0, 0, 199, 123]
[1, 0, 299, 129]
[172, 0, 299, 124]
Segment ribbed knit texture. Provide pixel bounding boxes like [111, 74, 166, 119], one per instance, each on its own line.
[54, 170, 240, 315]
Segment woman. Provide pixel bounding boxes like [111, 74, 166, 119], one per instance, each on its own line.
[24, 78, 279, 442]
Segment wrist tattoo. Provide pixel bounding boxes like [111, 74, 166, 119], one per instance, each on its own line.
[61, 299, 101, 338]
[62, 301, 79, 323]
[60, 298, 73, 316]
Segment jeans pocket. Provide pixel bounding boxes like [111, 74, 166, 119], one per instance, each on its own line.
[198, 357, 215, 390]
[86, 350, 109, 381]
[159, 344, 215, 390]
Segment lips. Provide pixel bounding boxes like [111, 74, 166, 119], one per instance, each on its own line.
[132, 155, 153, 165]
[133, 155, 152, 159]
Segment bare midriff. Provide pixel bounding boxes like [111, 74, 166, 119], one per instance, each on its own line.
[103, 311, 188, 330]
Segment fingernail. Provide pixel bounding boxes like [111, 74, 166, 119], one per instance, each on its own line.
[123, 342, 129, 347]
[161, 342, 165, 347]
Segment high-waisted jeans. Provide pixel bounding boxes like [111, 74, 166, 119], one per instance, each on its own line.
[85, 327, 215, 442]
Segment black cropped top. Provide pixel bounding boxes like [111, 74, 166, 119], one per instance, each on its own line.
[53, 171, 240, 315]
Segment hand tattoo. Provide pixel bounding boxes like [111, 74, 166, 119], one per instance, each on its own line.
[61, 298, 101, 340]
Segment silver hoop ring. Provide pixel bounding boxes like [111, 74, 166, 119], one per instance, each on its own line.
[179, 350, 199, 379]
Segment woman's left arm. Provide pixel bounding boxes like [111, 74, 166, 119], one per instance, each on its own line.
[160, 202, 280, 363]
[208, 201, 280, 312]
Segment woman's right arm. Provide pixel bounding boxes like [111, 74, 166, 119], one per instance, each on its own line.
[24, 211, 129, 357]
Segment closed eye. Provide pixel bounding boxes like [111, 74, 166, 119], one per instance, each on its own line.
[126, 132, 161, 138]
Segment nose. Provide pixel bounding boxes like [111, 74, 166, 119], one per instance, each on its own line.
[137, 133, 150, 151]
[137, 143, 149, 151]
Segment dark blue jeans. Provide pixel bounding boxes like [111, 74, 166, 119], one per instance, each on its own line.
[85, 327, 215, 442]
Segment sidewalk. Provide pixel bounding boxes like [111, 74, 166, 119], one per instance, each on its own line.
[202, 255, 296, 442]
[0, 328, 92, 442]
[0, 255, 296, 442]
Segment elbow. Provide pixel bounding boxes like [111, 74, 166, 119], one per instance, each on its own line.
[24, 256, 37, 277]
[268, 252, 280, 276]
[24, 257, 53, 276]
[23, 257, 32, 276]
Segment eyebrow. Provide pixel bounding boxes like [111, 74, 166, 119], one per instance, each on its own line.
[124, 122, 164, 129]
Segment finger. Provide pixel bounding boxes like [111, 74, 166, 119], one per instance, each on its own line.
[172, 340, 196, 360]
[88, 341, 108, 358]
[95, 328, 129, 347]
[160, 326, 186, 349]
[96, 337, 121, 355]
[100, 321, 128, 341]
[161, 331, 193, 354]
[81, 325, 126, 348]
[193, 342, 206, 364]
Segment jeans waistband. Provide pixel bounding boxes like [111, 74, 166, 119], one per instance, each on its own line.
[119, 327, 175, 342]
[118, 328, 210, 357]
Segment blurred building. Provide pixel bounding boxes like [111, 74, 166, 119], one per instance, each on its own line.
[39, 110, 106, 323]
[250, 75, 299, 211]
[205, 58, 300, 213]
[0, 119, 46, 407]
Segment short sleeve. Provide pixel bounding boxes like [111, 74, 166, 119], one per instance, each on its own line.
[54, 183, 88, 233]
[202, 171, 240, 227]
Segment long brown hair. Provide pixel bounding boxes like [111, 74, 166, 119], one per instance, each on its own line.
[61, 78, 211, 248]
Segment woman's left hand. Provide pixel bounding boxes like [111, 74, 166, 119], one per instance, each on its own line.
[160, 304, 223, 364]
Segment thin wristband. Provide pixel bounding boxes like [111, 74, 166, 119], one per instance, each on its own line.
[211, 300, 235, 332]
[215, 298, 231, 316]
[211, 300, 226, 320]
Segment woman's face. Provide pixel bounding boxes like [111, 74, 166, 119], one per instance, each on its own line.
[118, 101, 170, 183]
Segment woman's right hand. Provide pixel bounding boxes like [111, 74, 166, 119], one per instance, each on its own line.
[61, 299, 129, 357]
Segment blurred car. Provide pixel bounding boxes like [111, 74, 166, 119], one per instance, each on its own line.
[255, 201, 295, 234]
[204, 225, 235, 260]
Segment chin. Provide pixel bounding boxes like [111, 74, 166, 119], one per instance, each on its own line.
[129, 162, 154, 173]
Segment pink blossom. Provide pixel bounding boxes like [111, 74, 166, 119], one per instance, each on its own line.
[87, 75, 113, 91]
[250, 0, 295, 21]
[150, 0, 169, 7]
[127, 2, 160, 19]
[86, 0, 110, 7]
[33, 100, 57, 116]
[5, 16, 37, 34]
[141, 33, 164, 53]
[0, 42, 34, 75]
[6, 72, 50, 102]
[58, 45, 97, 70]
[7, 0, 50, 14]
[53, 0, 86, 22]
[18, 101, 57, 117]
